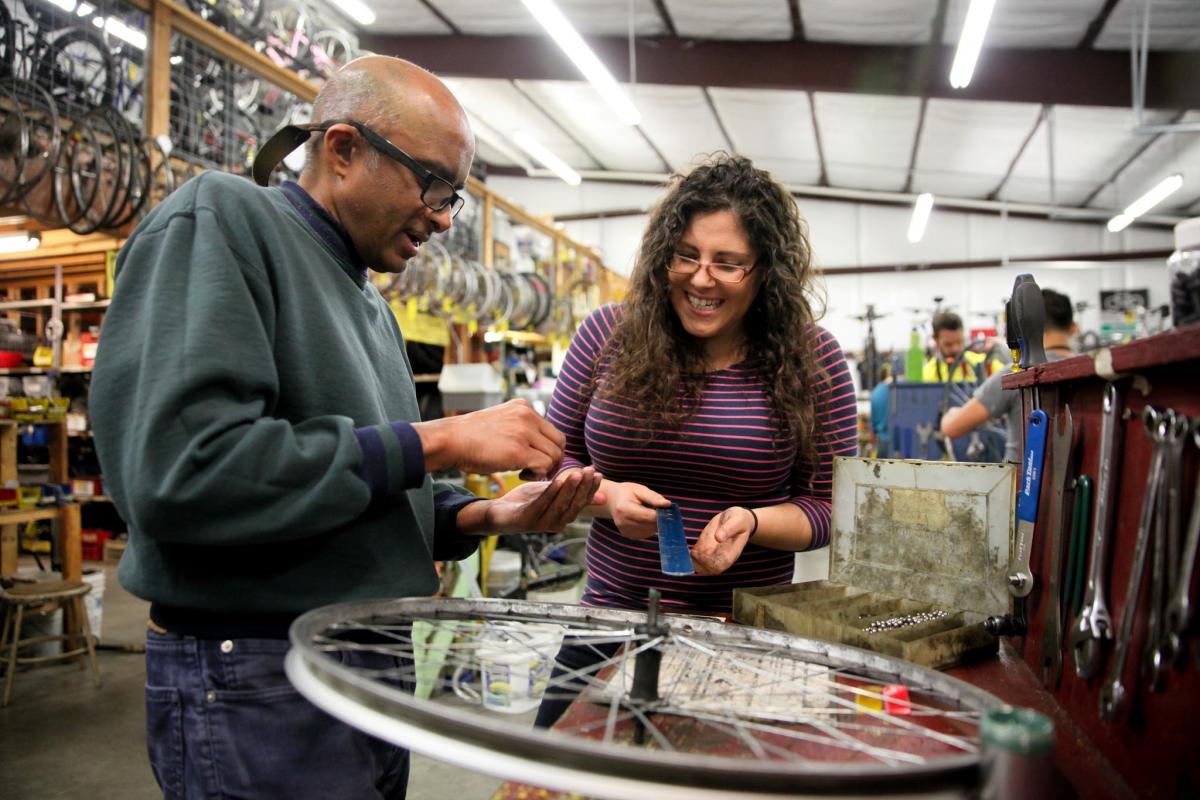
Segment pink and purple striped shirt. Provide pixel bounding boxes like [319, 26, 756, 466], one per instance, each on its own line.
[547, 304, 859, 615]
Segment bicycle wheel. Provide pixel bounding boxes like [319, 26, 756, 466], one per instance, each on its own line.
[107, 117, 153, 228]
[0, 88, 28, 207]
[288, 597, 1001, 799]
[12, 79, 62, 197]
[63, 108, 123, 234]
[36, 27, 117, 113]
[138, 136, 175, 220]
[0, 0, 15, 77]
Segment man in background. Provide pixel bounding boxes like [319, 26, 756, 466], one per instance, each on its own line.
[940, 289, 1077, 462]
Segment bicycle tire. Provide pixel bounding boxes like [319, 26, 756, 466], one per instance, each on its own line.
[288, 597, 1002, 799]
[0, 0, 16, 77]
[12, 78, 62, 195]
[0, 86, 28, 207]
[108, 117, 153, 229]
[99, 109, 138, 229]
[51, 118, 98, 229]
[64, 108, 123, 234]
[36, 27, 117, 112]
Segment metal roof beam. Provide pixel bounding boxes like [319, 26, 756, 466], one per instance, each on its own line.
[363, 34, 1200, 109]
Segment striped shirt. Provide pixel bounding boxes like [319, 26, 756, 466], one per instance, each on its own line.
[547, 304, 858, 615]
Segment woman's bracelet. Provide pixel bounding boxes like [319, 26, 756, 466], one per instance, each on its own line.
[745, 507, 759, 541]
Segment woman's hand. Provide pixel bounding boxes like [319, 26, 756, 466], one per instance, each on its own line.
[691, 507, 756, 575]
[603, 481, 671, 539]
[485, 466, 605, 533]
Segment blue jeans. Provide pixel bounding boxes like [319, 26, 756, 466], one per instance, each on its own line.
[144, 630, 410, 799]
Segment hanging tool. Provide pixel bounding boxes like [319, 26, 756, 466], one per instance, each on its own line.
[1157, 410, 1190, 666]
[1146, 409, 1188, 689]
[1165, 419, 1200, 669]
[1040, 405, 1075, 688]
[1063, 476, 1092, 631]
[1070, 383, 1124, 679]
[1099, 408, 1170, 721]
[987, 274, 1049, 638]
[1008, 410, 1049, 599]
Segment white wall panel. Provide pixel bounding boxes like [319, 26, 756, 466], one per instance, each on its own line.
[803, 0, 940, 44]
[1094, 0, 1200, 50]
[633, 85, 733, 172]
[664, 0, 792, 40]
[515, 80, 667, 173]
[708, 88, 823, 184]
[813, 93, 921, 192]
[424, 0, 667, 36]
[913, 99, 1042, 197]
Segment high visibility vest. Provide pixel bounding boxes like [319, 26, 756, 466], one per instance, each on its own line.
[922, 351, 1003, 383]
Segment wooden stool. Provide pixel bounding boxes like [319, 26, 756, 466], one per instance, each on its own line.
[0, 579, 102, 707]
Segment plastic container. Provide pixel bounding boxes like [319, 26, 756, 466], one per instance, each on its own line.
[487, 549, 522, 597]
[1168, 217, 1200, 328]
[980, 705, 1055, 799]
[82, 568, 105, 638]
[477, 623, 565, 714]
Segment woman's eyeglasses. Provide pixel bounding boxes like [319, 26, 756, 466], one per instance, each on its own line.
[667, 252, 755, 284]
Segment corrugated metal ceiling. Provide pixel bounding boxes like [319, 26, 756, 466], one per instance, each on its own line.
[367, 0, 1200, 216]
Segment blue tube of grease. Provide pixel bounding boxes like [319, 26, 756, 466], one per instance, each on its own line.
[656, 503, 694, 576]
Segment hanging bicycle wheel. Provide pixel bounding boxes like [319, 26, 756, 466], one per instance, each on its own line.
[287, 597, 1001, 799]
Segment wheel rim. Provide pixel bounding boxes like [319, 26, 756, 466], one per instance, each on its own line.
[288, 597, 1000, 798]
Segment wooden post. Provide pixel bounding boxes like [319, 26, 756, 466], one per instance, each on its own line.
[145, 0, 173, 138]
[482, 192, 495, 269]
[60, 503, 81, 583]
[48, 421, 68, 484]
[1, 424, 16, 579]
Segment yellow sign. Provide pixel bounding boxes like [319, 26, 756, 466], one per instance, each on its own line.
[391, 303, 450, 347]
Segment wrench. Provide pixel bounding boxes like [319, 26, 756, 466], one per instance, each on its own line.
[1142, 409, 1178, 691]
[1147, 410, 1185, 690]
[915, 422, 934, 460]
[1070, 382, 1124, 679]
[1163, 414, 1197, 669]
[1040, 405, 1074, 688]
[1007, 409, 1049, 598]
[1099, 408, 1169, 721]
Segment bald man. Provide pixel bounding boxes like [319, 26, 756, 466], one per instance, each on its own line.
[90, 57, 603, 798]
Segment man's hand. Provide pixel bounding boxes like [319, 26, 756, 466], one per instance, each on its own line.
[482, 466, 605, 534]
[690, 507, 755, 576]
[414, 399, 566, 478]
[603, 481, 671, 540]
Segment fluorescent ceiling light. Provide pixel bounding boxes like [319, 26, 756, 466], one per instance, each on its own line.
[511, 130, 581, 186]
[519, 0, 640, 126]
[949, 0, 995, 89]
[329, 0, 375, 27]
[0, 232, 42, 254]
[1106, 173, 1184, 232]
[907, 193, 934, 243]
[93, 16, 147, 49]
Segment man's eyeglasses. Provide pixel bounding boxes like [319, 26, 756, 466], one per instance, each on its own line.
[667, 252, 755, 284]
[252, 118, 466, 218]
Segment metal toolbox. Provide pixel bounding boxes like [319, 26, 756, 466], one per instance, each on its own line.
[734, 457, 1015, 669]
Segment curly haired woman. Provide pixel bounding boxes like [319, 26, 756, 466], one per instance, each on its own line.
[535, 154, 858, 726]
[547, 151, 857, 609]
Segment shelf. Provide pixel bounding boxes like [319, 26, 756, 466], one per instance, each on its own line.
[0, 365, 93, 374]
[412, 373, 441, 384]
[0, 299, 55, 310]
[0, 506, 63, 524]
[61, 299, 111, 311]
[1002, 322, 1200, 390]
[78, 495, 112, 505]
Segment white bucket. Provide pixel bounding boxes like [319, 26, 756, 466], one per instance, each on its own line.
[82, 568, 105, 639]
[477, 623, 564, 714]
[486, 549, 522, 597]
